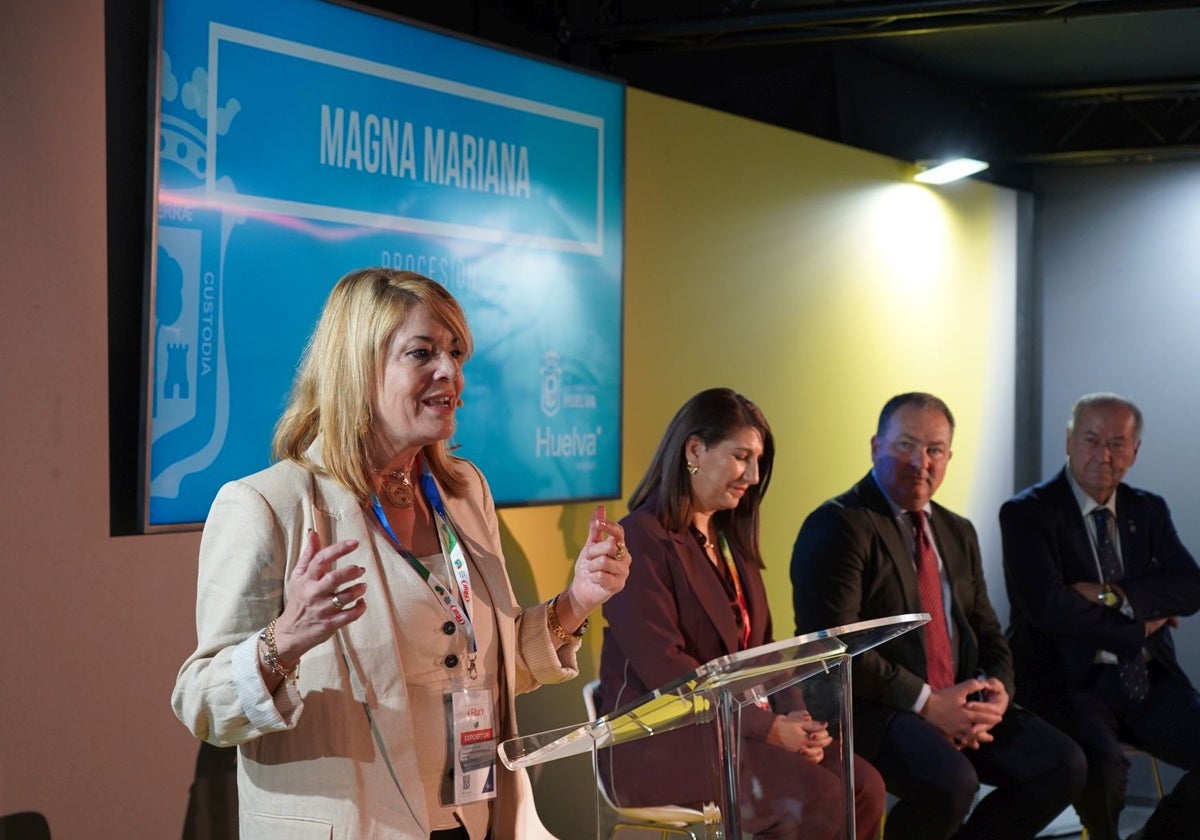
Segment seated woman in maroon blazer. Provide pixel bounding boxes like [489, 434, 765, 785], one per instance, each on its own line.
[597, 388, 885, 840]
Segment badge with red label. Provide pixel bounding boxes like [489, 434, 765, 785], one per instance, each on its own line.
[451, 686, 497, 804]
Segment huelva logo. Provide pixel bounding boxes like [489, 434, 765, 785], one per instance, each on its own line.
[540, 351, 561, 417]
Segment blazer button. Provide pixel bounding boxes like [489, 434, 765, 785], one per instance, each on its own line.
[444, 654, 459, 668]
[442, 621, 456, 635]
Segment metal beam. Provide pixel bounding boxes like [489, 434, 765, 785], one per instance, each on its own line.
[571, 0, 1200, 50]
[1018, 144, 1200, 164]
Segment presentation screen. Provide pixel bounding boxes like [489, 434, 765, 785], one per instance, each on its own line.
[142, 0, 625, 530]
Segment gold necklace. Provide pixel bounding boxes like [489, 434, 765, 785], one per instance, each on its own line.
[377, 465, 414, 508]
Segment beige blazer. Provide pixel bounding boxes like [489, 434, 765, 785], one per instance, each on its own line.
[172, 444, 578, 839]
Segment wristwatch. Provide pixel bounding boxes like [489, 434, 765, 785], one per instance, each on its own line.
[1098, 583, 1121, 608]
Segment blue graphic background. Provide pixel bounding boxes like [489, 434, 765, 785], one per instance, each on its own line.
[146, 0, 624, 528]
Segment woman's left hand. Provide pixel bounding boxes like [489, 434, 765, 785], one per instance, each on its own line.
[554, 505, 632, 633]
[766, 711, 832, 763]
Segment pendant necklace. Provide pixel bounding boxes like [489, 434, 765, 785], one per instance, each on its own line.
[377, 463, 415, 508]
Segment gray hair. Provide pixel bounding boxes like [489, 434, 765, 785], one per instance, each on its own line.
[1067, 392, 1144, 441]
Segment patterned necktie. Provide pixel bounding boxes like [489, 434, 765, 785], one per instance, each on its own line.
[1092, 507, 1149, 703]
[908, 511, 956, 689]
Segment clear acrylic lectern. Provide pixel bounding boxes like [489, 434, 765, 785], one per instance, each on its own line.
[500, 614, 927, 839]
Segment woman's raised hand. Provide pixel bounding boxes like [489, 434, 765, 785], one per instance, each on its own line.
[555, 505, 632, 633]
[272, 529, 367, 665]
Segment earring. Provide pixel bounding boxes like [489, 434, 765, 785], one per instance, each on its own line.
[686, 461, 699, 475]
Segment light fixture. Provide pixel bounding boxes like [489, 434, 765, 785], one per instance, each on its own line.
[913, 158, 989, 184]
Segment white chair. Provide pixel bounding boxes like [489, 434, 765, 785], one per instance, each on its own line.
[581, 679, 721, 839]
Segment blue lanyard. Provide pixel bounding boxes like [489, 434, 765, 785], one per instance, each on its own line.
[370, 467, 479, 676]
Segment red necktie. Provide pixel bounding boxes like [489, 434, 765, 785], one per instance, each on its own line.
[908, 511, 956, 689]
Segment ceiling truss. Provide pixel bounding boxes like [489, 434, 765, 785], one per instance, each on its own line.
[547, 0, 1200, 170]
[1016, 81, 1200, 164]
[564, 0, 1200, 51]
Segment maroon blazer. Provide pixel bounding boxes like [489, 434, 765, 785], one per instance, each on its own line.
[596, 502, 778, 806]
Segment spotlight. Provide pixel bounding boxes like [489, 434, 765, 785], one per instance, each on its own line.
[913, 158, 989, 184]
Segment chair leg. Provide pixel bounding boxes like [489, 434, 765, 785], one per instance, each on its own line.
[1077, 750, 1165, 840]
[1148, 755, 1165, 800]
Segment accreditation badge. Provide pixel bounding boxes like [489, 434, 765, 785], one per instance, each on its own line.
[450, 685, 497, 805]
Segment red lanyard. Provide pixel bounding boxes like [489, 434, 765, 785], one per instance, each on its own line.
[715, 533, 752, 650]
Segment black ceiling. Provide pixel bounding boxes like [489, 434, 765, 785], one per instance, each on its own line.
[371, 0, 1200, 189]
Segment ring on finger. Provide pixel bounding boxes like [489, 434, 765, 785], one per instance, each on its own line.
[331, 593, 344, 610]
[613, 541, 627, 560]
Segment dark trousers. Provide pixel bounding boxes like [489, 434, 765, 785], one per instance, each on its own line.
[1047, 660, 1200, 840]
[872, 706, 1086, 840]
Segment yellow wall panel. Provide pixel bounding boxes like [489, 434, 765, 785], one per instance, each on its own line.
[509, 89, 1017, 835]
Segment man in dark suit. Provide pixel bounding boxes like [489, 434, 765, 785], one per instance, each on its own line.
[1001, 392, 1200, 840]
[792, 392, 1085, 840]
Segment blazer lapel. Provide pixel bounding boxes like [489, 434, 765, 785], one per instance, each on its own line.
[738, 558, 770, 647]
[441, 480, 520, 618]
[1116, 484, 1147, 578]
[309, 470, 399, 704]
[308, 466, 429, 830]
[858, 476, 922, 613]
[671, 530, 742, 654]
[1048, 469, 1104, 583]
[884, 519, 922, 612]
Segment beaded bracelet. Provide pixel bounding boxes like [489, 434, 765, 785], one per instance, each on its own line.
[547, 596, 588, 643]
[260, 618, 300, 682]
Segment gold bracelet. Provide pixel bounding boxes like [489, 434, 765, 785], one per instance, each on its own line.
[260, 618, 300, 682]
[547, 596, 588, 643]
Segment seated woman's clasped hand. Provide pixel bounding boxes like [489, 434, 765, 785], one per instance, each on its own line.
[766, 710, 835, 763]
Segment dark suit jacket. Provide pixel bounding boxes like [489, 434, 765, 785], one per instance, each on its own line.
[999, 467, 1200, 713]
[790, 472, 1014, 760]
[597, 501, 780, 805]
